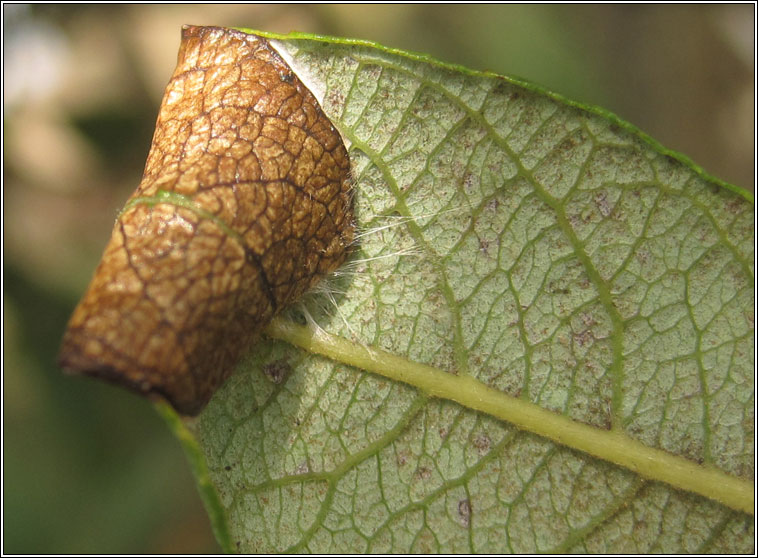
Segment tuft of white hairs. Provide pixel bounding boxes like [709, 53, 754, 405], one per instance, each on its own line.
[282, 203, 469, 345]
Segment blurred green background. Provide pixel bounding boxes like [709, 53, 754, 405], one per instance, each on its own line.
[3, 4, 753, 554]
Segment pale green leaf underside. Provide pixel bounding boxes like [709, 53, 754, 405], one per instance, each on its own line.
[179, 30, 754, 553]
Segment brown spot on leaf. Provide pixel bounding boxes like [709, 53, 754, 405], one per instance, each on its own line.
[594, 190, 612, 218]
[472, 434, 491, 454]
[458, 498, 471, 527]
[485, 197, 501, 212]
[58, 26, 354, 415]
[396, 452, 408, 467]
[262, 358, 291, 384]
[573, 329, 594, 348]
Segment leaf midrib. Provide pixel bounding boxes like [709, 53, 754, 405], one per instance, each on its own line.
[264, 316, 754, 515]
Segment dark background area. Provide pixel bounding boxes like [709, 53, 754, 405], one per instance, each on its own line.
[3, 4, 754, 554]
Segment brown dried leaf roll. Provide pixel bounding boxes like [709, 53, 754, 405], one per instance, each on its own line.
[58, 26, 354, 415]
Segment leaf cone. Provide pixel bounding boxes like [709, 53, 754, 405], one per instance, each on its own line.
[58, 25, 354, 415]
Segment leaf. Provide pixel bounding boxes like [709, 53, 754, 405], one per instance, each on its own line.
[170, 29, 754, 553]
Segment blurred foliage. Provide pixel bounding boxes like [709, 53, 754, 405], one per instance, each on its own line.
[3, 4, 753, 553]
